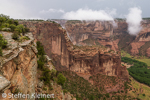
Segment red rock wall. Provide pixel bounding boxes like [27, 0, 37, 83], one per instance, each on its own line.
[19, 21, 129, 80]
[63, 20, 150, 57]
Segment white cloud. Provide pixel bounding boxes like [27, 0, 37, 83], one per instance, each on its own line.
[126, 7, 142, 35]
[62, 8, 116, 21]
[40, 9, 65, 14]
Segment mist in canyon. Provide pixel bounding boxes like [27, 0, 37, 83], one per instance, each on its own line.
[126, 7, 142, 35]
[62, 7, 143, 36]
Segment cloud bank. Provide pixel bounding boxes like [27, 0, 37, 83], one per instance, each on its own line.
[126, 7, 142, 35]
[62, 8, 116, 21]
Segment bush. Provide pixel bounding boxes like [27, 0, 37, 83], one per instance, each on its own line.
[19, 36, 30, 42]
[105, 93, 110, 98]
[14, 20, 18, 26]
[15, 24, 25, 34]
[0, 48, 2, 56]
[0, 34, 8, 56]
[63, 89, 68, 94]
[24, 27, 30, 33]
[36, 41, 45, 55]
[12, 33, 19, 40]
[40, 69, 51, 85]
[117, 96, 121, 100]
[43, 87, 47, 91]
[121, 90, 124, 93]
[57, 73, 66, 85]
[0, 14, 28, 35]
[37, 60, 44, 70]
[9, 24, 16, 32]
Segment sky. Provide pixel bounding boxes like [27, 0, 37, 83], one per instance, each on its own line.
[0, 0, 150, 19]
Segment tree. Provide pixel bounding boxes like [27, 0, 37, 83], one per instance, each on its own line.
[9, 24, 16, 32]
[0, 34, 7, 56]
[57, 73, 66, 85]
[15, 24, 25, 34]
[12, 33, 19, 40]
[7, 19, 14, 24]
[36, 41, 45, 55]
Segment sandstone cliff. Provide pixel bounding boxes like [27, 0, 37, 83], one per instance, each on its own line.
[19, 21, 129, 81]
[0, 32, 38, 100]
[0, 31, 75, 100]
[58, 20, 150, 57]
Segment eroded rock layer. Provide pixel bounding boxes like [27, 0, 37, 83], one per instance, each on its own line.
[57, 20, 150, 57]
[0, 32, 38, 100]
[20, 21, 129, 80]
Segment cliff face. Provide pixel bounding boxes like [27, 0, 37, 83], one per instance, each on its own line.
[0, 32, 38, 100]
[19, 21, 129, 81]
[60, 20, 150, 57]
[0, 31, 75, 100]
[19, 21, 70, 70]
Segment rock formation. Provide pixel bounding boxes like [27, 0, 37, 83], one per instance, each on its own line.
[58, 20, 150, 57]
[0, 32, 38, 100]
[19, 21, 129, 81]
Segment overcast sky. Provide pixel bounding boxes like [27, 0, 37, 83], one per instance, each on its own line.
[0, 0, 150, 19]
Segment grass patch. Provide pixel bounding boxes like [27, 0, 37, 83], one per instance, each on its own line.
[121, 50, 150, 66]
[128, 77, 150, 100]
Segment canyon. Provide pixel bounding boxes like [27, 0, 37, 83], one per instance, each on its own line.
[19, 20, 129, 81]
[2, 19, 149, 99]
[56, 19, 150, 57]
[0, 31, 74, 100]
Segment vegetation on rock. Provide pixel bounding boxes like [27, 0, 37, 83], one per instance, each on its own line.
[57, 73, 66, 85]
[0, 34, 8, 56]
[0, 14, 30, 40]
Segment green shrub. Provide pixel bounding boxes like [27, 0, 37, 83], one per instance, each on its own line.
[0, 14, 28, 35]
[24, 27, 30, 32]
[19, 36, 30, 42]
[63, 89, 68, 94]
[0, 34, 8, 56]
[36, 41, 45, 55]
[9, 24, 16, 32]
[40, 69, 51, 85]
[105, 93, 110, 98]
[117, 96, 121, 100]
[12, 88, 20, 94]
[14, 20, 19, 26]
[57, 73, 66, 85]
[12, 33, 19, 40]
[7, 19, 14, 24]
[121, 90, 124, 93]
[143, 94, 145, 96]
[0, 48, 2, 56]
[103, 97, 106, 100]
[43, 87, 47, 91]
[0, 35, 7, 49]
[15, 24, 25, 33]
[37, 60, 45, 70]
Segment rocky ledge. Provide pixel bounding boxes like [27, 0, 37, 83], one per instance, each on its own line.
[0, 32, 38, 100]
